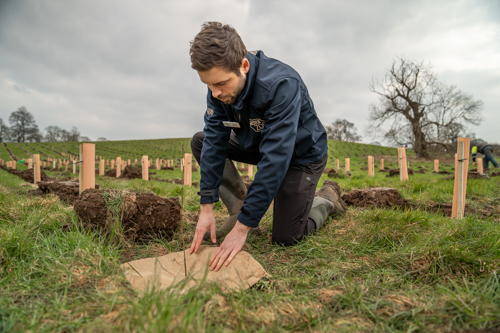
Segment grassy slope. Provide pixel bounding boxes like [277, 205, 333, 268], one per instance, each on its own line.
[0, 138, 499, 332]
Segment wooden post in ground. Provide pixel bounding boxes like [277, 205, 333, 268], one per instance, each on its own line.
[336, 159, 339, 169]
[73, 161, 76, 174]
[241, 163, 245, 168]
[33, 154, 41, 183]
[434, 159, 439, 172]
[99, 159, 104, 175]
[398, 148, 409, 181]
[183, 153, 192, 186]
[368, 156, 374, 177]
[111, 160, 115, 169]
[64, 160, 68, 171]
[345, 158, 350, 172]
[156, 158, 160, 170]
[59, 160, 62, 168]
[164, 160, 167, 168]
[142, 155, 149, 181]
[12, 159, 16, 170]
[79, 143, 95, 194]
[248, 164, 253, 178]
[452, 137, 471, 219]
[116, 157, 122, 178]
[380, 158, 384, 170]
[106, 159, 109, 166]
[477, 158, 484, 173]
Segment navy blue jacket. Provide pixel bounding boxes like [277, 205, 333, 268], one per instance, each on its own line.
[199, 51, 327, 228]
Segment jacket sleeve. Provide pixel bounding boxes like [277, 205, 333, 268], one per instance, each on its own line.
[199, 90, 231, 204]
[237, 78, 302, 228]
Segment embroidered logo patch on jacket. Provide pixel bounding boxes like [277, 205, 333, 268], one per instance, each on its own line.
[250, 118, 265, 132]
[206, 108, 214, 116]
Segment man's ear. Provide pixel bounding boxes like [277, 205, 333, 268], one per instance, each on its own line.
[241, 58, 250, 74]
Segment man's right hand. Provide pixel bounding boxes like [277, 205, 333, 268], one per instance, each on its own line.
[190, 203, 216, 254]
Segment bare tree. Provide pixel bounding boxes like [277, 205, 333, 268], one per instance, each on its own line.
[44, 126, 64, 142]
[9, 107, 41, 143]
[368, 57, 483, 158]
[325, 119, 362, 142]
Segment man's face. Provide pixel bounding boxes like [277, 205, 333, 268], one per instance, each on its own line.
[198, 59, 249, 105]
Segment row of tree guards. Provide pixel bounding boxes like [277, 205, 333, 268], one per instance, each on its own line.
[0, 138, 476, 219]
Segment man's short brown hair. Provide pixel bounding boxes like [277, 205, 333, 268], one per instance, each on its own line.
[190, 22, 248, 75]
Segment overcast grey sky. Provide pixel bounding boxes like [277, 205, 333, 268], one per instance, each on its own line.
[0, 0, 498, 144]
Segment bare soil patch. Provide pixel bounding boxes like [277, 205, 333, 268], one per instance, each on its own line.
[3, 167, 48, 183]
[342, 187, 408, 209]
[32, 181, 99, 204]
[74, 188, 181, 242]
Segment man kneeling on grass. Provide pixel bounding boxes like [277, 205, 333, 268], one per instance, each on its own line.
[188, 22, 347, 271]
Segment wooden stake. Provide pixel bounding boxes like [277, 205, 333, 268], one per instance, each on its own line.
[142, 155, 149, 181]
[452, 137, 471, 219]
[434, 159, 439, 173]
[380, 158, 384, 170]
[156, 158, 160, 170]
[368, 156, 374, 177]
[248, 164, 253, 178]
[398, 148, 409, 181]
[183, 153, 192, 186]
[345, 158, 350, 172]
[73, 161, 76, 174]
[33, 154, 41, 183]
[116, 157, 122, 178]
[477, 158, 484, 173]
[99, 159, 104, 175]
[111, 160, 115, 169]
[79, 143, 96, 194]
[12, 160, 16, 170]
[336, 159, 339, 169]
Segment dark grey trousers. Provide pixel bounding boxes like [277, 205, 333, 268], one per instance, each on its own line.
[191, 131, 326, 246]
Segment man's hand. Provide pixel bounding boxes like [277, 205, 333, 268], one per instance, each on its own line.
[209, 221, 251, 271]
[190, 203, 216, 254]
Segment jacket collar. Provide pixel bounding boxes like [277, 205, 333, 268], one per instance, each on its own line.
[232, 51, 259, 111]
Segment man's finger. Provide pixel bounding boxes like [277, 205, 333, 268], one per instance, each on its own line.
[225, 248, 239, 267]
[213, 250, 230, 271]
[209, 247, 223, 266]
[210, 224, 216, 244]
[189, 232, 198, 254]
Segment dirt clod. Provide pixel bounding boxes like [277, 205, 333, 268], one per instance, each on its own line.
[342, 187, 408, 208]
[74, 188, 181, 242]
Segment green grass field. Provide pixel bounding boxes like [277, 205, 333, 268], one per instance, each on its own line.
[1, 138, 499, 332]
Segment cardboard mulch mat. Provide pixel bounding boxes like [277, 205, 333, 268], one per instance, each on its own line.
[121, 246, 269, 292]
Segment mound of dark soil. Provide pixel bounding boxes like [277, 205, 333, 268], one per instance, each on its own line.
[74, 189, 181, 242]
[433, 170, 452, 174]
[491, 171, 500, 177]
[161, 166, 174, 170]
[342, 187, 408, 208]
[386, 168, 415, 177]
[105, 169, 117, 177]
[415, 169, 426, 174]
[6, 168, 49, 183]
[120, 166, 142, 179]
[35, 181, 99, 204]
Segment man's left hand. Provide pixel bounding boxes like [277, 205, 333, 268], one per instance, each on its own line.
[209, 221, 251, 271]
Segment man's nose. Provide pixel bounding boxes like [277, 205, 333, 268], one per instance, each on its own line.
[210, 86, 222, 98]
